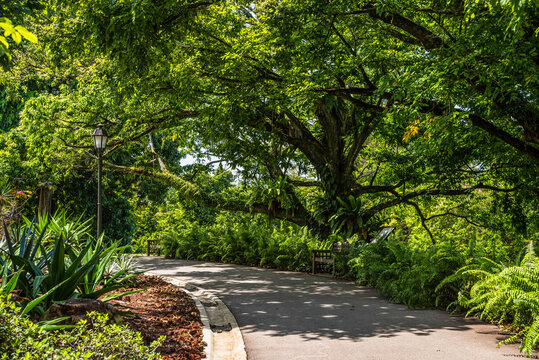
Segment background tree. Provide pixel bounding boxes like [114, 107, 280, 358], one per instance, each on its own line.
[1, 0, 537, 240]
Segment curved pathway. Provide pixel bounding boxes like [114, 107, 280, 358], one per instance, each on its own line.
[135, 257, 536, 360]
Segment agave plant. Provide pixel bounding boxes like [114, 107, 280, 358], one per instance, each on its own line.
[0, 264, 20, 296]
[1, 218, 51, 299]
[78, 235, 139, 301]
[24, 210, 93, 250]
[0, 266, 73, 318]
[1, 218, 138, 314]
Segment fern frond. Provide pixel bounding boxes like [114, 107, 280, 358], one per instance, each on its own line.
[502, 266, 539, 292]
[458, 250, 539, 354]
[521, 241, 537, 268]
[521, 318, 539, 355]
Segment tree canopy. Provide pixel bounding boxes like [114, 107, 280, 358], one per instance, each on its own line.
[1, 0, 537, 239]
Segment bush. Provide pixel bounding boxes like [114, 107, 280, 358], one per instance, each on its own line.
[160, 215, 320, 272]
[0, 294, 163, 360]
[349, 238, 465, 308]
[449, 241, 539, 355]
[1, 216, 137, 315]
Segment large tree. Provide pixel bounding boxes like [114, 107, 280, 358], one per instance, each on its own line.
[4, 0, 538, 238]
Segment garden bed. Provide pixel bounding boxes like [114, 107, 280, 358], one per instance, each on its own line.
[106, 274, 206, 360]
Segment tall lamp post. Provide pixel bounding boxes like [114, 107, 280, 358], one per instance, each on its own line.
[92, 125, 108, 239]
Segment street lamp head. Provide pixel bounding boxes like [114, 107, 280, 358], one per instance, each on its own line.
[92, 125, 108, 152]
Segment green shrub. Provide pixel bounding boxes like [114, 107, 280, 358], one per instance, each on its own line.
[451, 241, 539, 355]
[349, 238, 465, 308]
[24, 211, 92, 250]
[1, 217, 136, 315]
[0, 294, 163, 359]
[160, 216, 320, 272]
[161, 231, 179, 259]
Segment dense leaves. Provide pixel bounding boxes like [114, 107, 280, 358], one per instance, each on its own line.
[0, 0, 537, 239]
[0, 294, 163, 360]
[0, 0, 538, 354]
[1, 214, 136, 315]
[442, 242, 539, 355]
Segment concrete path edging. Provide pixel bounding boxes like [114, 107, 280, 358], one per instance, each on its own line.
[154, 274, 247, 360]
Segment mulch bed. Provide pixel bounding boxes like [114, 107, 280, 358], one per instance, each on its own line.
[106, 274, 206, 360]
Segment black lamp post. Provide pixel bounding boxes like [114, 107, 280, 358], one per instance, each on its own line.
[92, 124, 108, 239]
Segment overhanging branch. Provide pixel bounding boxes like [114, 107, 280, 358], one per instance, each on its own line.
[101, 161, 311, 225]
[406, 200, 435, 244]
[364, 183, 518, 221]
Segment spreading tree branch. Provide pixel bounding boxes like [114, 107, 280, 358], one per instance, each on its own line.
[406, 200, 435, 244]
[363, 183, 518, 221]
[100, 161, 313, 226]
[425, 212, 484, 227]
[148, 133, 168, 173]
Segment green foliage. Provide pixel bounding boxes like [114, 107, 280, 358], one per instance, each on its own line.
[23, 210, 92, 249]
[0, 17, 37, 69]
[0, 86, 25, 132]
[160, 213, 320, 272]
[0, 294, 164, 360]
[453, 241, 539, 354]
[350, 237, 466, 308]
[1, 218, 50, 301]
[0, 264, 20, 295]
[329, 196, 365, 238]
[4, 0, 536, 241]
[1, 217, 136, 314]
[250, 176, 295, 217]
[0, 1, 538, 355]
[49, 172, 136, 246]
[77, 235, 137, 301]
[0, 252, 71, 318]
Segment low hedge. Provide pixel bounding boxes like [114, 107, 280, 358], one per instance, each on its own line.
[0, 294, 163, 360]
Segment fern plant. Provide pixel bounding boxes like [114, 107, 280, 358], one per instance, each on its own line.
[455, 241, 539, 355]
[329, 195, 365, 238]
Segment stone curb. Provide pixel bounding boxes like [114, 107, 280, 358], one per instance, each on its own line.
[154, 274, 247, 360]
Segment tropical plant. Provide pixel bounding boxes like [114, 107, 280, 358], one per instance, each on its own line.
[0, 228, 73, 317]
[78, 236, 139, 302]
[0, 264, 19, 296]
[0, 294, 164, 360]
[1, 218, 137, 314]
[250, 177, 295, 219]
[329, 196, 365, 238]
[160, 214, 320, 272]
[2, 227, 103, 312]
[0, 219, 50, 300]
[350, 236, 465, 308]
[105, 253, 136, 279]
[453, 241, 539, 355]
[26, 210, 93, 249]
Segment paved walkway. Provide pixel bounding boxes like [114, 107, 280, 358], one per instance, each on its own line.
[135, 257, 536, 360]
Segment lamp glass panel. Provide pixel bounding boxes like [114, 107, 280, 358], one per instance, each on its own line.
[96, 136, 107, 149]
[92, 129, 108, 150]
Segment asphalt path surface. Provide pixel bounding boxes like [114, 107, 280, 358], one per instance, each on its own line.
[135, 256, 537, 360]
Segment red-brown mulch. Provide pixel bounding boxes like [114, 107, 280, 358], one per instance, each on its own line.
[106, 274, 206, 360]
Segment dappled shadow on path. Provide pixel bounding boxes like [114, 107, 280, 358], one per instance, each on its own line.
[134, 257, 515, 347]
